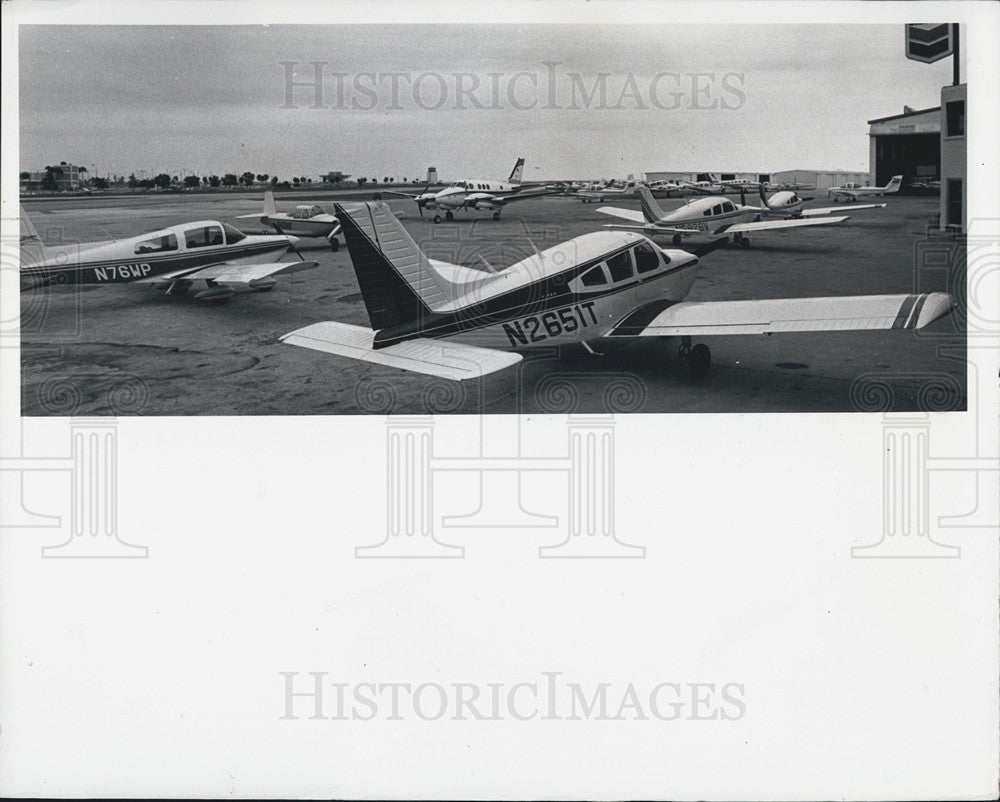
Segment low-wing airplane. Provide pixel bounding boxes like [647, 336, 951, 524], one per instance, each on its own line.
[279, 200, 953, 381]
[20, 208, 316, 304]
[382, 158, 555, 223]
[596, 186, 849, 247]
[578, 181, 641, 203]
[828, 175, 903, 202]
[748, 186, 887, 218]
[236, 191, 342, 250]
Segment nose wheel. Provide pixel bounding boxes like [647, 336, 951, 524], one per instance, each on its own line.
[678, 336, 711, 378]
[433, 214, 442, 224]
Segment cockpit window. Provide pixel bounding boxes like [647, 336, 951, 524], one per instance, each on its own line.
[580, 266, 608, 287]
[722, 201, 735, 213]
[606, 251, 634, 283]
[134, 233, 178, 255]
[634, 242, 662, 274]
[712, 204, 723, 215]
[184, 225, 224, 249]
[223, 223, 247, 244]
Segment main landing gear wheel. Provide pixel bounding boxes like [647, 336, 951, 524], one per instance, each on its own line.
[445, 211, 455, 222]
[679, 336, 711, 378]
[330, 237, 340, 252]
[433, 214, 443, 224]
[492, 211, 501, 220]
[740, 236, 750, 249]
[672, 234, 682, 246]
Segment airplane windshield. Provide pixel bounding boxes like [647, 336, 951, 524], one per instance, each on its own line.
[134, 233, 178, 254]
[223, 223, 247, 244]
[633, 243, 662, 274]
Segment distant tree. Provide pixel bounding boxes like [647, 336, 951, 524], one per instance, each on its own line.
[202, 176, 210, 186]
[270, 176, 279, 186]
[153, 173, 172, 190]
[305, 177, 313, 184]
[356, 177, 367, 186]
[41, 165, 63, 193]
[278, 181, 291, 189]
[19, 171, 30, 180]
[127, 173, 138, 190]
[371, 177, 378, 184]
[240, 171, 255, 187]
[183, 175, 201, 188]
[292, 177, 300, 186]
[222, 173, 239, 188]
[139, 178, 156, 190]
[92, 177, 109, 190]
[209, 175, 221, 188]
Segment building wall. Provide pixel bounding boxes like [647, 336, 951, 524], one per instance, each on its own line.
[868, 108, 941, 189]
[940, 83, 966, 231]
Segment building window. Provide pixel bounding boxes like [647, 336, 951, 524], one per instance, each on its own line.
[946, 100, 965, 137]
[946, 179, 962, 228]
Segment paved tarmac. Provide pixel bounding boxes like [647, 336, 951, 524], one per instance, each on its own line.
[19, 191, 966, 415]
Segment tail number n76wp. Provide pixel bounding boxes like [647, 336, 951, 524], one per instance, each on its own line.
[502, 301, 598, 347]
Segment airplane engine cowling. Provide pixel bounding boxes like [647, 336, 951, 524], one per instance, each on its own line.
[473, 201, 497, 211]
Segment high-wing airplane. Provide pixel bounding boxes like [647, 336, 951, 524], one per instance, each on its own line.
[382, 158, 555, 223]
[20, 208, 316, 304]
[279, 200, 953, 381]
[748, 186, 887, 218]
[236, 191, 342, 250]
[828, 175, 903, 202]
[578, 181, 641, 203]
[596, 186, 849, 247]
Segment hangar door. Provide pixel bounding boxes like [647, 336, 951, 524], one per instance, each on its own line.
[873, 133, 939, 189]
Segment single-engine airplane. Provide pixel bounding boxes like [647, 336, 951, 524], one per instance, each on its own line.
[382, 158, 555, 223]
[236, 191, 342, 250]
[279, 200, 953, 381]
[828, 175, 903, 202]
[596, 186, 849, 247]
[20, 208, 316, 304]
[578, 181, 642, 203]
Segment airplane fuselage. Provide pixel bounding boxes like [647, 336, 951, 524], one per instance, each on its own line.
[371, 232, 701, 351]
[256, 214, 340, 238]
[21, 220, 293, 287]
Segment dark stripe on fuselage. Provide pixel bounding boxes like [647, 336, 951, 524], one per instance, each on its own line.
[372, 252, 699, 348]
[605, 298, 678, 336]
[21, 242, 287, 283]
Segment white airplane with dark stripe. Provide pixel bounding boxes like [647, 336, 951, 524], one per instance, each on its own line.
[19, 208, 317, 303]
[280, 200, 954, 381]
[597, 186, 850, 248]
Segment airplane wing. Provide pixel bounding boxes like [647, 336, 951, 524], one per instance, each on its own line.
[605, 293, 954, 337]
[136, 260, 318, 286]
[494, 187, 558, 204]
[800, 203, 886, 217]
[721, 216, 849, 234]
[281, 321, 522, 381]
[602, 223, 704, 237]
[595, 206, 646, 224]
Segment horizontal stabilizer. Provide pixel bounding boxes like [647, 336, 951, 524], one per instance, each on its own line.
[606, 293, 954, 337]
[596, 206, 646, 224]
[281, 321, 522, 380]
[801, 203, 886, 217]
[725, 216, 848, 234]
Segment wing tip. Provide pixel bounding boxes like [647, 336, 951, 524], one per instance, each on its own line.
[914, 292, 955, 329]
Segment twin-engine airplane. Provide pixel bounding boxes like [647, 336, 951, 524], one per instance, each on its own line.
[577, 181, 641, 203]
[20, 208, 316, 303]
[237, 191, 342, 250]
[596, 186, 849, 247]
[280, 200, 953, 381]
[828, 175, 903, 202]
[747, 186, 887, 218]
[383, 158, 555, 223]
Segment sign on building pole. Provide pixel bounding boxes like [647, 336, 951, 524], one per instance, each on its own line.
[905, 23, 960, 84]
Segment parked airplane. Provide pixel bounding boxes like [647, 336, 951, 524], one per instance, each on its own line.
[382, 158, 554, 223]
[236, 191, 342, 250]
[596, 186, 849, 247]
[828, 175, 903, 202]
[747, 186, 887, 218]
[20, 208, 316, 304]
[578, 181, 641, 203]
[279, 200, 953, 381]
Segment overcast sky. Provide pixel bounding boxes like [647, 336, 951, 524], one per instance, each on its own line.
[19, 24, 958, 182]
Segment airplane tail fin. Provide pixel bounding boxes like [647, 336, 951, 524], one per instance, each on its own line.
[264, 190, 277, 216]
[885, 175, 903, 193]
[637, 186, 666, 223]
[508, 158, 525, 184]
[335, 201, 462, 331]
